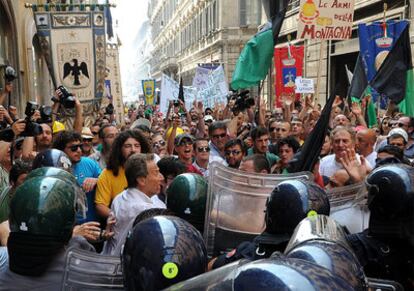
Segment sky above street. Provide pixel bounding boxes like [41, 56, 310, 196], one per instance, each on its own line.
[112, 0, 150, 100]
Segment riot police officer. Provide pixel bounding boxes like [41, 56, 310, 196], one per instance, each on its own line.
[32, 148, 72, 170]
[0, 175, 94, 290]
[347, 164, 414, 290]
[210, 179, 330, 269]
[166, 173, 208, 233]
[122, 215, 208, 291]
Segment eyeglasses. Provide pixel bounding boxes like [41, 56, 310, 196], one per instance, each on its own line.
[178, 141, 193, 147]
[153, 140, 166, 147]
[67, 144, 82, 152]
[83, 138, 93, 142]
[212, 133, 226, 139]
[197, 146, 210, 152]
[225, 150, 241, 156]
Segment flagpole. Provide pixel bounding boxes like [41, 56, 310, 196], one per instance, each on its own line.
[315, 40, 325, 104]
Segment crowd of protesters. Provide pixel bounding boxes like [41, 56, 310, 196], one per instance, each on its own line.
[0, 82, 413, 289]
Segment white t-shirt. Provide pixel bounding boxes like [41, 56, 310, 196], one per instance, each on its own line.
[319, 154, 372, 178]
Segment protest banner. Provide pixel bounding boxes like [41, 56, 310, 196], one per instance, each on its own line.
[297, 0, 355, 40]
[295, 77, 315, 94]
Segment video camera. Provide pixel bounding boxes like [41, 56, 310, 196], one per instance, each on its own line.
[51, 86, 76, 109]
[21, 101, 43, 137]
[4, 66, 17, 83]
[229, 90, 255, 113]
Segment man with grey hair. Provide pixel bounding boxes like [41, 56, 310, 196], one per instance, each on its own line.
[102, 153, 165, 255]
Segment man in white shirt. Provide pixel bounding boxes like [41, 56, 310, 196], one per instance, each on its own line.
[102, 153, 165, 255]
[320, 126, 372, 178]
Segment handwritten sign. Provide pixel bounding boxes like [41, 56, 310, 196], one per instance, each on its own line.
[298, 0, 355, 39]
[295, 77, 315, 93]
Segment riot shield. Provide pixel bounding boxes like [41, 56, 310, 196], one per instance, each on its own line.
[366, 278, 404, 291]
[61, 248, 123, 290]
[204, 162, 313, 257]
[328, 182, 370, 234]
[163, 259, 250, 291]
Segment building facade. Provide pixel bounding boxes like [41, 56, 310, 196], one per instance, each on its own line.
[278, 0, 414, 105]
[148, 0, 265, 89]
[148, 0, 414, 107]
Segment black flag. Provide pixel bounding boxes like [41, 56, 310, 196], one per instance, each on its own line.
[287, 91, 336, 173]
[178, 77, 184, 103]
[347, 54, 368, 100]
[261, 0, 290, 42]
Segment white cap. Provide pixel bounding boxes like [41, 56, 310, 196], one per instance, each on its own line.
[387, 127, 408, 143]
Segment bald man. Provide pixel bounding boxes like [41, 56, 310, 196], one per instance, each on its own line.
[355, 129, 377, 166]
[333, 114, 350, 128]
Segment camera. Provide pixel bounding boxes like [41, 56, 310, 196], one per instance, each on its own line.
[21, 101, 43, 137]
[51, 86, 76, 109]
[105, 103, 114, 115]
[230, 90, 255, 113]
[39, 105, 53, 123]
[4, 66, 17, 83]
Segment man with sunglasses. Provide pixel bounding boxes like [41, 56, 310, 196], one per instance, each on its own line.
[224, 139, 246, 169]
[193, 138, 211, 177]
[208, 121, 229, 166]
[174, 134, 202, 175]
[81, 127, 96, 157]
[53, 131, 102, 223]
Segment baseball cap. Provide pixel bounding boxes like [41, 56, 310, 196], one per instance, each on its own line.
[174, 134, 195, 146]
[204, 115, 214, 123]
[387, 127, 408, 143]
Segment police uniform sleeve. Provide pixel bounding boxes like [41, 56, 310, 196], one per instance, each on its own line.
[212, 241, 255, 269]
[95, 170, 112, 206]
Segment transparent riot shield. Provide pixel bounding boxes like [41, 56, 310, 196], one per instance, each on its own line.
[328, 182, 370, 234]
[62, 248, 124, 290]
[163, 259, 250, 291]
[204, 162, 314, 257]
[366, 278, 404, 291]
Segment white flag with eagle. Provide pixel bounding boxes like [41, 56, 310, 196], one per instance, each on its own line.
[34, 7, 106, 126]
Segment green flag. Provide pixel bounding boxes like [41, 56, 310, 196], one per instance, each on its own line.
[231, 30, 274, 90]
[231, 0, 289, 90]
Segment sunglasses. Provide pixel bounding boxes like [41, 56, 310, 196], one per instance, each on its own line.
[68, 144, 82, 152]
[83, 138, 93, 142]
[225, 150, 241, 156]
[212, 133, 226, 139]
[197, 146, 210, 152]
[153, 140, 166, 147]
[92, 131, 99, 135]
[178, 141, 193, 147]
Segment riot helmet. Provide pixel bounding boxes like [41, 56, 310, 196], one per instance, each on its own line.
[285, 216, 367, 291]
[122, 215, 208, 291]
[233, 256, 355, 290]
[366, 164, 414, 241]
[9, 176, 79, 240]
[166, 173, 208, 233]
[25, 167, 87, 219]
[32, 149, 72, 171]
[265, 180, 330, 234]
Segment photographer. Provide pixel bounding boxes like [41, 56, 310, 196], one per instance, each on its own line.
[21, 87, 83, 161]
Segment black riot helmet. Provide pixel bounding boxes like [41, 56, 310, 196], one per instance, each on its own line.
[233, 256, 355, 290]
[265, 180, 330, 235]
[122, 216, 208, 291]
[366, 164, 414, 241]
[32, 149, 72, 171]
[166, 173, 208, 233]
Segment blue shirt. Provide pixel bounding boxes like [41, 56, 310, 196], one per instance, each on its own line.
[73, 157, 102, 223]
